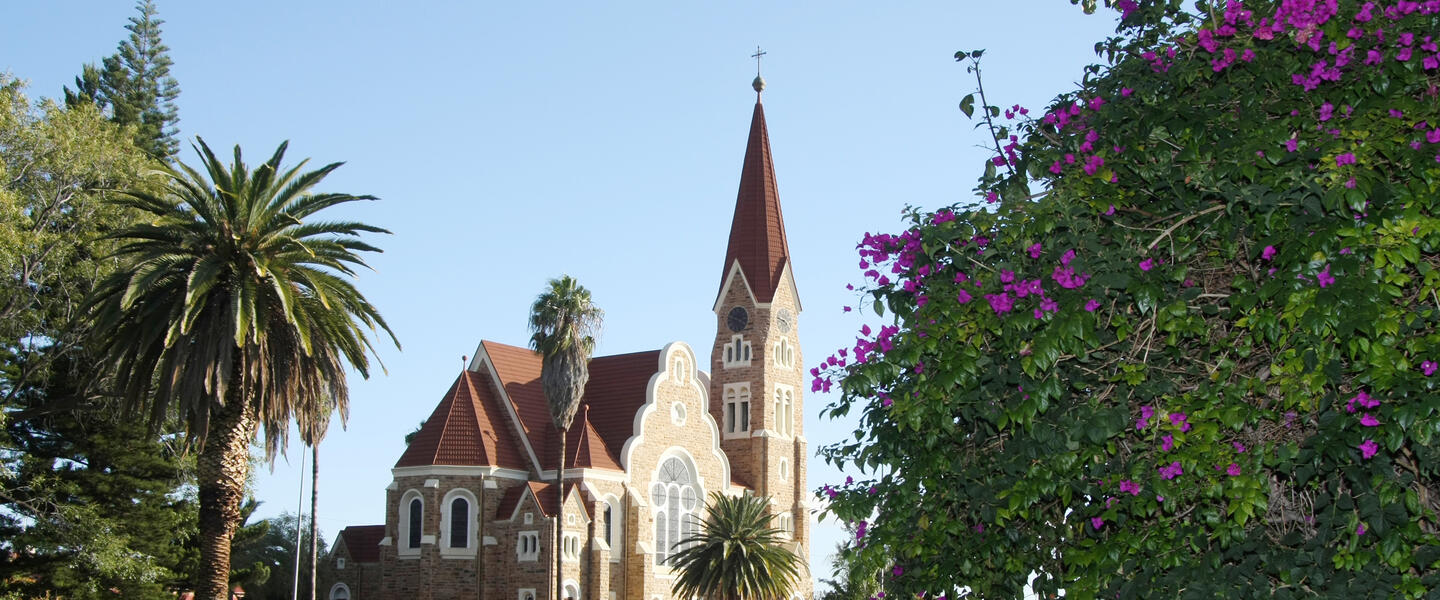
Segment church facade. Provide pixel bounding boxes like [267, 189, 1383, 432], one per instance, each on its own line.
[320, 84, 812, 600]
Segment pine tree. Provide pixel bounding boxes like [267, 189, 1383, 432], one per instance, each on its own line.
[64, 0, 182, 159]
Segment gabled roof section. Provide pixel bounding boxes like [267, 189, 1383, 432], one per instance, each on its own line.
[566, 405, 621, 471]
[717, 100, 791, 305]
[496, 482, 589, 519]
[482, 340, 659, 472]
[338, 525, 385, 563]
[394, 370, 527, 469]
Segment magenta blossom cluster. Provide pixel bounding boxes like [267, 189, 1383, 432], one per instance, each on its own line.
[1345, 390, 1383, 459]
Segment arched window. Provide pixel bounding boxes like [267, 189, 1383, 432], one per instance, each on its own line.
[603, 495, 623, 561]
[449, 497, 469, 548]
[328, 583, 350, 600]
[397, 490, 423, 556]
[408, 498, 423, 548]
[652, 456, 699, 566]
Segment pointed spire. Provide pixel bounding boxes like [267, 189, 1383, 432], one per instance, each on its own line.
[718, 88, 791, 304]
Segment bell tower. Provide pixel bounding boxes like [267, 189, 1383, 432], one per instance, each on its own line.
[708, 73, 808, 574]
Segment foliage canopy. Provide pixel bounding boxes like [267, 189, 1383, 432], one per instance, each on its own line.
[817, 0, 1440, 598]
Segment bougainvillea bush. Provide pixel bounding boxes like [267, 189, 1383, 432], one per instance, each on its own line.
[815, 0, 1440, 597]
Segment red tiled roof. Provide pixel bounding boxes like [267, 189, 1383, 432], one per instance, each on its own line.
[567, 405, 621, 471]
[483, 341, 658, 472]
[718, 101, 791, 304]
[394, 370, 528, 469]
[338, 525, 385, 563]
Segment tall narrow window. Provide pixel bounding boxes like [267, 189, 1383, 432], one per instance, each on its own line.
[407, 498, 423, 548]
[603, 505, 612, 545]
[449, 497, 469, 548]
[773, 385, 795, 436]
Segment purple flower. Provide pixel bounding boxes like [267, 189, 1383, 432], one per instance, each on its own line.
[1357, 523, 1367, 536]
[1119, 480, 1141, 496]
[1000, 270, 1015, 284]
[1359, 439, 1379, 459]
[1085, 299, 1101, 312]
[1159, 461, 1184, 480]
[1105, 204, 1116, 216]
[1028, 243, 1043, 259]
[956, 290, 972, 304]
[1061, 248, 1077, 266]
[1261, 245, 1277, 261]
[1121, 87, 1133, 97]
[1091, 516, 1105, 530]
[1316, 264, 1336, 288]
[1318, 102, 1335, 121]
[1139, 258, 1155, 272]
[1226, 463, 1242, 477]
[985, 293, 1014, 314]
[893, 566, 904, 577]
[1285, 138, 1299, 152]
[1360, 413, 1380, 427]
[974, 523, 983, 533]
[1422, 360, 1437, 376]
[1233, 441, 1246, 453]
[1162, 434, 1174, 452]
[1336, 152, 1357, 167]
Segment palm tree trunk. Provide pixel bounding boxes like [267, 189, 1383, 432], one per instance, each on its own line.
[309, 443, 319, 600]
[195, 397, 258, 600]
[555, 428, 566, 600]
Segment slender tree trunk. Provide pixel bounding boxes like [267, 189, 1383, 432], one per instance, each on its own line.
[195, 397, 258, 600]
[555, 428, 566, 600]
[310, 443, 319, 600]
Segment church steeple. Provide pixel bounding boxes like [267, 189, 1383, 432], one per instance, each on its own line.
[716, 95, 792, 306]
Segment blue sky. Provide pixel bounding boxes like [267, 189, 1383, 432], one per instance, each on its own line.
[4, 0, 1119, 587]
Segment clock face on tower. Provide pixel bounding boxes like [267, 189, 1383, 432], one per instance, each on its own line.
[726, 306, 749, 332]
[775, 308, 793, 333]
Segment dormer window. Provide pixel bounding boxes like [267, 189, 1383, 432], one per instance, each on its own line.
[722, 335, 752, 368]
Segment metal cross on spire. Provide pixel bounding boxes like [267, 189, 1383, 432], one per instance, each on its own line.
[751, 46, 767, 95]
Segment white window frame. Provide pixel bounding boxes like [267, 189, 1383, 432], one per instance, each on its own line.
[335, 556, 345, 570]
[440, 488, 478, 557]
[723, 383, 751, 438]
[772, 384, 795, 437]
[778, 458, 789, 481]
[562, 533, 582, 561]
[563, 579, 581, 600]
[518, 589, 537, 600]
[398, 489, 423, 557]
[773, 337, 796, 368]
[516, 531, 540, 561]
[670, 401, 687, 426]
[328, 582, 351, 600]
[722, 335, 752, 368]
[776, 511, 794, 539]
[651, 455, 701, 567]
[603, 495, 623, 563]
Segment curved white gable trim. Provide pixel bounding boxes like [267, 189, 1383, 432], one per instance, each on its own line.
[618, 342, 732, 490]
[712, 257, 801, 313]
[712, 260, 757, 312]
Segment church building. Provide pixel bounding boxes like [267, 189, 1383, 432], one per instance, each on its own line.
[320, 77, 812, 600]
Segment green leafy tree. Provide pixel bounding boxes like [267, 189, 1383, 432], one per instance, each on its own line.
[669, 493, 803, 600]
[817, 1, 1440, 598]
[0, 78, 196, 599]
[64, 0, 181, 159]
[528, 275, 602, 600]
[816, 534, 881, 600]
[226, 511, 326, 600]
[84, 139, 396, 600]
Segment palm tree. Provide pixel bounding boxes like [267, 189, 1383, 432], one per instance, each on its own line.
[528, 275, 602, 600]
[300, 403, 333, 600]
[670, 493, 804, 600]
[85, 139, 396, 600]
